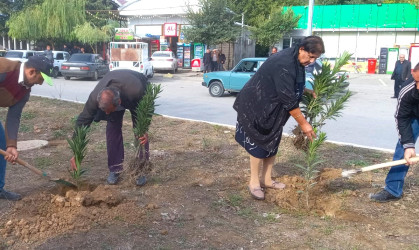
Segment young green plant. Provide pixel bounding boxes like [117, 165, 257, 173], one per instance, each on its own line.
[293, 52, 353, 209]
[130, 83, 162, 175]
[67, 125, 90, 186]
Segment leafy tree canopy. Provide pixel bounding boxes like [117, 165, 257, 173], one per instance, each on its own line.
[7, 0, 86, 44]
[183, 0, 241, 46]
[250, 7, 300, 47]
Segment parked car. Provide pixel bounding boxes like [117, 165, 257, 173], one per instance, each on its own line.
[305, 58, 349, 90]
[0, 50, 6, 57]
[150, 51, 178, 73]
[35, 50, 71, 77]
[60, 53, 109, 80]
[202, 57, 267, 97]
[4, 50, 36, 63]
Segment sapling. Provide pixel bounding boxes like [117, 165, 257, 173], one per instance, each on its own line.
[67, 125, 90, 186]
[293, 52, 352, 208]
[129, 83, 162, 177]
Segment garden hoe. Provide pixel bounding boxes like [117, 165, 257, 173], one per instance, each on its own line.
[0, 149, 77, 188]
[342, 156, 419, 178]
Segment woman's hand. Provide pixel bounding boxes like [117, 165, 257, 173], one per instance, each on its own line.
[304, 88, 317, 99]
[300, 122, 316, 142]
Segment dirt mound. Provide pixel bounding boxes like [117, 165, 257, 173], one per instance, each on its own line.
[266, 168, 344, 217]
[0, 185, 148, 245]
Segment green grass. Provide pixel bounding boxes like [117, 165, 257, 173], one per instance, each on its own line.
[346, 159, 368, 167]
[19, 124, 31, 133]
[227, 193, 243, 207]
[53, 129, 66, 139]
[34, 157, 52, 169]
[21, 111, 36, 120]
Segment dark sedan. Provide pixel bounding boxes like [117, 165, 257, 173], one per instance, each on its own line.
[61, 53, 109, 80]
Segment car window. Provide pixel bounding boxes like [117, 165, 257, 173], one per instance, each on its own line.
[64, 53, 70, 60]
[26, 52, 34, 58]
[235, 61, 258, 72]
[56, 53, 64, 60]
[5, 51, 23, 58]
[69, 54, 92, 62]
[152, 52, 170, 57]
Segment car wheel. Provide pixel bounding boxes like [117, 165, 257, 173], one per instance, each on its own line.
[209, 81, 224, 97]
[172, 67, 176, 74]
[91, 71, 98, 81]
[64, 76, 71, 80]
[52, 67, 59, 78]
[147, 69, 154, 78]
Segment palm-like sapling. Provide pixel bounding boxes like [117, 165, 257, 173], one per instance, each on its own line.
[130, 83, 162, 176]
[67, 125, 90, 186]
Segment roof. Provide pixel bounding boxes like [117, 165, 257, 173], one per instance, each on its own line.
[119, 0, 200, 16]
[285, 3, 419, 31]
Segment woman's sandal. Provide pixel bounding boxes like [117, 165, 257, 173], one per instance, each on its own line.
[248, 186, 265, 200]
[261, 180, 286, 190]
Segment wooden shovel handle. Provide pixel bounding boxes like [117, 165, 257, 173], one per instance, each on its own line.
[361, 156, 419, 172]
[0, 149, 45, 176]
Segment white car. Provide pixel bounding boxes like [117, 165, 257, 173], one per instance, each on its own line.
[150, 51, 178, 73]
[4, 50, 36, 63]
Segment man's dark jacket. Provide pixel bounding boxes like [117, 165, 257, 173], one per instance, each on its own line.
[395, 80, 419, 149]
[391, 60, 412, 81]
[233, 46, 305, 151]
[76, 69, 148, 128]
[203, 52, 211, 65]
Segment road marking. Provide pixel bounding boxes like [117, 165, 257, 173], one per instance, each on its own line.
[378, 79, 387, 86]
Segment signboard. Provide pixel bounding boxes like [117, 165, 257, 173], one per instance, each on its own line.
[164, 23, 177, 37]
[115, 28, 134, 40]
[386, 48, 399, 74]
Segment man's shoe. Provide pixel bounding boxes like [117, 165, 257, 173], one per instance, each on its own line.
[136, 176, 147, 186]
[0, 189, 22, 201]
[369, 189, 400, 203]
[107, 172, 120, 185]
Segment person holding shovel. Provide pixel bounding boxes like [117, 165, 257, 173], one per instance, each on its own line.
[370, 62, 419, 202]
[0, 56, 54, 201]
[233, 36, 324, 200]
[70, 69, 149, 185]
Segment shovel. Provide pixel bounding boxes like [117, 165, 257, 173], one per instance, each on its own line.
[342, 156, 419, 178]
[0, 149, 77, 188]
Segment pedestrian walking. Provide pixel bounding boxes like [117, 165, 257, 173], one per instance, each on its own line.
[203, 49, 212, 73]
[391, 54, 411, 98]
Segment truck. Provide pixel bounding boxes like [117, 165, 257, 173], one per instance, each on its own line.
[109, 42, 154, 78]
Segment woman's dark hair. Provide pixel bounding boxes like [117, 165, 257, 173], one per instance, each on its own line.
[299, 36, 325, 54]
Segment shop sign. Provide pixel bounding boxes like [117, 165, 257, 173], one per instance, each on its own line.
[115, 28, 134, 40]
[164, 23, 177, 37]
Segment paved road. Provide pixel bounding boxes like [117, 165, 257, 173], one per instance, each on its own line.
[31, 71, 400, 151]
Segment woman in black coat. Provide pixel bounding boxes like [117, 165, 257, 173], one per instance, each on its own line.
[233, 36, 325, 200]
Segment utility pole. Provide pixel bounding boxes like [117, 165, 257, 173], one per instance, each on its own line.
[240, 12, 244, 59]
[307, 0, 314, 36]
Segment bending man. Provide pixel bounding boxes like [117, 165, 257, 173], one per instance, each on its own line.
[71, 69, 149, 185]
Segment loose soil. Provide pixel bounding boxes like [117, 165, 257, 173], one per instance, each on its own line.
[0, 96, 418, 249]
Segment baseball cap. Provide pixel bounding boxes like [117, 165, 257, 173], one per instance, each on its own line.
[26, 55, 54, 86]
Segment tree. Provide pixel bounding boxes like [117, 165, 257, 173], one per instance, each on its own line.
[7, 0, 86, 47]
[183, 0, 241, 46]
[250, 7, 300, 47]
[73, 22, 114, 53]
[0, 0, 43, 35]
